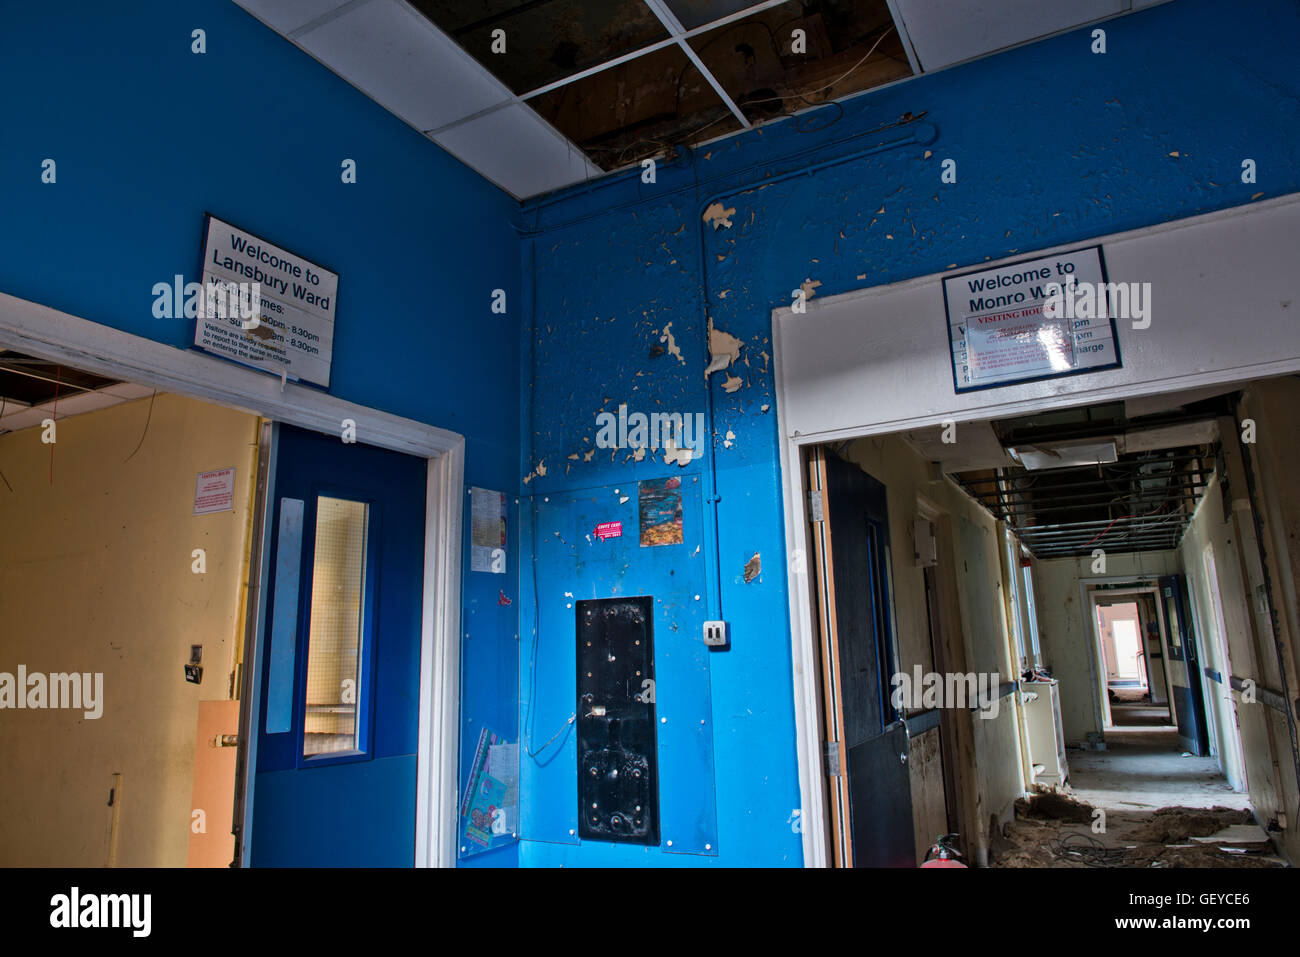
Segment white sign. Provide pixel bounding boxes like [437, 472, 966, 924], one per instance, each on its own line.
[194, 467, 236, 515]
[943, 246, 1120, 392]
[194, 216, 338, 388]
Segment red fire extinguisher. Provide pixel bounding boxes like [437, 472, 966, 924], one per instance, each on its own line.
[921, 834, 967, 868]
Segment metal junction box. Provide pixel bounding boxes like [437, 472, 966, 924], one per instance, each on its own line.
[576, 596, 659, 845]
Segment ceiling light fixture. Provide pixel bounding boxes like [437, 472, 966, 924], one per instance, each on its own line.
[1005, 439, 1118, 470]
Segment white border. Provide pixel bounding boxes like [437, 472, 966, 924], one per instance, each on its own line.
[0, 291, 464, 868]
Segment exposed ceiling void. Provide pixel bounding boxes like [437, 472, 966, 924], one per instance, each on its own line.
[0, 353, 154, 434]
[940, 391, 1238, 559]
[231, 0, 1158, 197]
[411, 0, 670, 95]
[953, 444, 1217, 559]
[529, 42, 744, 170]
[686, 0, 909, 126]
[415, 0, 910, 172]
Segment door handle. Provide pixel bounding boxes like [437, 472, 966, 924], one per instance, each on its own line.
[211, 734, 238, 748]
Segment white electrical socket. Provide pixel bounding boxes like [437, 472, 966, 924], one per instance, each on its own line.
[703, 620, 729, 647]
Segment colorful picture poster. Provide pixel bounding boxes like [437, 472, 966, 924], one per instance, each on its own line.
[464, 774, 507, 850]
[460, 728, 510, 853]
[639, 477, 683, 547]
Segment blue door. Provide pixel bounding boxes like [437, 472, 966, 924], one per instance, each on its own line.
[1160, 574, 1210, 757]
[251, 424, 426, 866]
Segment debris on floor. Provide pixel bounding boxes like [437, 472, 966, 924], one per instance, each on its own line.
[991, 794, 1287, 868]
[1189, 824, 1272, 850]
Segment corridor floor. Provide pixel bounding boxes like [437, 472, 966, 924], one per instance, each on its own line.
[990, 730, 1288, 867]
[1070, 729, 1248, 811]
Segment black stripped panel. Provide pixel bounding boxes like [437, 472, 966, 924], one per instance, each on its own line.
[576, 596, 659, 845]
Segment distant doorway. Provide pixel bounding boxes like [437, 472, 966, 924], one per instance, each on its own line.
[1091, 589, 1176, 733]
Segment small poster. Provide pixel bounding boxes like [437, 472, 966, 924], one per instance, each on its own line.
[464, 774, 507, 850]
[470, 487, 507, 573]
[459, 728, 516, 855]
[193, 467, 235, 515]
[639, 477, 683, 547]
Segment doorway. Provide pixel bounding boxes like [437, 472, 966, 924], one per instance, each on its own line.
[1091, 590, 1175, 732]
[0, 354, 259, 867]
[806, 447, 912, 867]
[806, 445, 963, 867]
[0, 293, 466, 867]
[250, 424, 428, 865]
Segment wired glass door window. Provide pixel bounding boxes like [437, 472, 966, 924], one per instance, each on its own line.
[302, 496, 371, 757]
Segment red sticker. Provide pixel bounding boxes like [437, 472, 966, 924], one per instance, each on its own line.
[595, 521, 622, 541]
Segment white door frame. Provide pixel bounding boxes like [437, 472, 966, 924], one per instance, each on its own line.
[774, 193, 1300, 867]
[0, 291, 464, 868]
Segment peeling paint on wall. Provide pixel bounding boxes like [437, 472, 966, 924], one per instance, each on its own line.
[705, 318, 743, 377]
[660, 322, 685, 363]
[702, 202, 736, 230]
[662, 438, 695, 467]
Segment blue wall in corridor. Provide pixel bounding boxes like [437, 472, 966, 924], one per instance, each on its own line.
[514, 0, 1300, 866]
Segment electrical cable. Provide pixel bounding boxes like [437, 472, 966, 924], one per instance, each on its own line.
[520, 234, 575, 766]
[1048, 831, 1129, 866]
[122, 389, 157, 464]
[0, 394, 11, 492]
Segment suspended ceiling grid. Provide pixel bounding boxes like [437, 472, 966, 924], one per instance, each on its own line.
[936, 394, 1235, 559]
[0, 351, 154, 435]
[232, 0, 1164, 199]
[953, 445, 1216, 558]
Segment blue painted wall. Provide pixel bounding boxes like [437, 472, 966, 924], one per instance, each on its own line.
[0, 1, 521, 867]
[515, 0, 1300, 866]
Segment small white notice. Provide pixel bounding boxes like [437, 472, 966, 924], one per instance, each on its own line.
[194, 467, 236, 515]
[470, 487, 507, 574]
[943, 246, 1120, 392]
[194, 215, 338, 388]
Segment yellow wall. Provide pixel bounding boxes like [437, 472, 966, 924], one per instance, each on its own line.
[0, 393, 258, 866]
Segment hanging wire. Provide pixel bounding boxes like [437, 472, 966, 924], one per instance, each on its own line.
[122, 389, 157, 464]
[0, 393, 11, 492]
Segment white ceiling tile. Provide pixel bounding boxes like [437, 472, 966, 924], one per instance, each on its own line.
[432, 104, 601, 200]
[100, 382, 155, 400]
[0, 408, 48, 433]
[294, 0, 512, 132]
[231, 0, 355, 36]
[893, 0, 1125, 72]
[50, 392, 119, 417]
